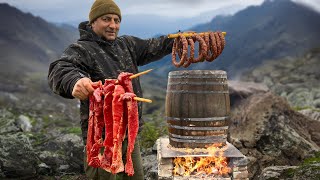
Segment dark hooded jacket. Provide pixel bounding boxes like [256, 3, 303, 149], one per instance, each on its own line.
[48, 21, 173, 143]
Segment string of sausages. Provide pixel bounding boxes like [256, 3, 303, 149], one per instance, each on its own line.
[171, 31, 226, 68]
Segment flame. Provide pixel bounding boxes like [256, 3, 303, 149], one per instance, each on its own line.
[173, 143, 231, 177]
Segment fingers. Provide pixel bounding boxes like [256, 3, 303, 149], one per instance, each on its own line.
[72, 77, 95, 100]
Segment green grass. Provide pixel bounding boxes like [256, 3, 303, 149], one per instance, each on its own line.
[61, 127, 82, 136]
[281, 151, 320, 179]
[292, 106, 319, 111]
[139, 111, 168, 149]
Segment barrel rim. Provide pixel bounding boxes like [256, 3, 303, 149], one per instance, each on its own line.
[168, 124, 228, 131]
[166, 116, 230, 121]
[170, 137, 226, 144]
[169, 70, 227, 76]
[170, 133, 227, 140]
[166, 90, 229, 94]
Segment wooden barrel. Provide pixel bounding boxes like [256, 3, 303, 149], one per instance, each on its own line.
[165, 70, 230, 148]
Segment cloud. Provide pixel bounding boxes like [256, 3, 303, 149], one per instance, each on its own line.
[0, 0, 319, 22]
[115, 0, 264, 17]
[293, 0, 320, 12]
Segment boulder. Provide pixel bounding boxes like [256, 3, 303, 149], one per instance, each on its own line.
[228, 81, 269, 107]
[299, 109, 320, 121]
[229, 91, 320, 178]
[258, 166, 298, 180]
[0, 109, 20, 134]
[0, 132, 38, 178]
[17, 114, 32, 132]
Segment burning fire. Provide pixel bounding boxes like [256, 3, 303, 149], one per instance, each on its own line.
[173, 143, 231, 177]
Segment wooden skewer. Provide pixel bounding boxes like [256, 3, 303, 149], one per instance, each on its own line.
[167, 32, 226, 39]
[134, 97, 152, 103]
[129, 69, 153, 79]
[114, 69, 153, 84]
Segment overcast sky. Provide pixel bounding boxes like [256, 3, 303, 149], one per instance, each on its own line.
[0, 0, 319, 23]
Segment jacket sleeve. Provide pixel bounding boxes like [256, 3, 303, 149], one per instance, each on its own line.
[123, 35, 174, 66]
[47, 43, 90, 99]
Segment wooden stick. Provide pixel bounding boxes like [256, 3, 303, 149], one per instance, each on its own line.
[114, 69, 153, 84]
[134, 97, 152, 103]
[167, 32, 226, 39]
[129, 69, 153, 79]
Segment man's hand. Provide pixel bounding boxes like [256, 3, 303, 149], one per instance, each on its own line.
[72, 77, 95, 100]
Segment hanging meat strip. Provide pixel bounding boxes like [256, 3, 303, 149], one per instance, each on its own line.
[100, 79, 117, 172]
[122, 93, 139, 176]
[86, 72, 147, 176]
[86, 81, 103, 167]
[87, 95, 95, 163]
[88, 85, 104, 168]
[111, 85, 126, 174]
[118, 72, 134, 93]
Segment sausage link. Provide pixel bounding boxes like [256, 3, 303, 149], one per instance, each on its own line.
[214, 32, 222, 58]
[172, 33, 188, 67]
[218, 31, 225, 52]
[204, 32, 212, 61]
[182, 37, 194, 68]
[206, 32, 218, 62]
[192, 34, 207, 63]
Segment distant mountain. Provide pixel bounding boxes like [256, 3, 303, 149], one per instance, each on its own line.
[0, 3, 78, 85]
[119, 4, 246, 38]
[142, 0, 320, 78]
[0, 3, 80, 122]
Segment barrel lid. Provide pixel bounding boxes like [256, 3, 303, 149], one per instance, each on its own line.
[169, 70, 227, 78]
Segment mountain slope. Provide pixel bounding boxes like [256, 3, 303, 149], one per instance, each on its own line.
[0, 3, 78, 84]
[241, 47, 320, 109]
[143, 0, 320, 78]
[0, 3, 80, 122]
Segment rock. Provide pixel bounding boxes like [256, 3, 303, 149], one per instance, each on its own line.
[56, 133, 83, 146]
[228, 81, 269, 107]
[229, 81, 269, 98]
[240, 49, 320, 110]
[0, 109, 20, 134]
[17, 114, 32, 132]
[38, 163, 52, 175]
[152, 140, 158, 154]
[293, 162, 320, 179]
[314, 99, 320, 108]
[0, 132, 38, 178]
[287, 87, 314, 107]
[229, 92, 320, 178]
[299, 109, 320, 121]
[58, 164, 70, 172]
[259, 166, 298, 180]
[142, 154, 158, 180]
[37, 133, 84, 175]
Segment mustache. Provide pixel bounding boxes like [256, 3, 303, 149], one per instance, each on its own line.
[105, 29, 116, 33]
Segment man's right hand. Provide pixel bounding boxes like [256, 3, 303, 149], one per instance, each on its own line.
[72, 77, 95, 100]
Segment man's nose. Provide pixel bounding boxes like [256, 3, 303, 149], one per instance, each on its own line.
[109, 20, 116, 29]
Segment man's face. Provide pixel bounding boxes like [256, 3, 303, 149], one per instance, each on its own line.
[91, 14, 120, 41]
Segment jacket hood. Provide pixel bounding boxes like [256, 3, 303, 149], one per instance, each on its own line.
[78, 21, 115, 45]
